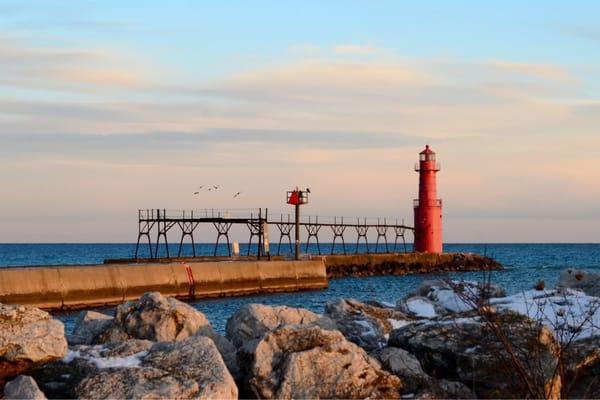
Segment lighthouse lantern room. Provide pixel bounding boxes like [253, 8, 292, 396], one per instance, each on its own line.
[413, 145, 443, 253]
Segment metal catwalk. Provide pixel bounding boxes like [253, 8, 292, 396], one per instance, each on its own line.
[135, 209, 413, 259]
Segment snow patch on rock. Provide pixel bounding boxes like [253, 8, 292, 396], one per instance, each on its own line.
[491, 288, 600, 341]
[406, 298, 438, 318]
[353, 319, 378, 337]
[432, 289, 474, 313]
[388, 318, 412, 330]
[63, 348, 148, 369]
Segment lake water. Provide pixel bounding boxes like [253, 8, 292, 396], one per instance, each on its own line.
[1, 243, 599, 334]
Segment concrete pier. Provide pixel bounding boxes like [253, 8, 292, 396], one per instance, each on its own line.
[0, 260, 327, 310]
[0, 253, 500, 311]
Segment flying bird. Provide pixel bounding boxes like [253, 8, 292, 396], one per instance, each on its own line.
[193, 191, 199, 195]
[199, 185, 205, 189]
[233, 192, 241, 198]
[213, 185, 220, 190]
[306, 188, 311, 193]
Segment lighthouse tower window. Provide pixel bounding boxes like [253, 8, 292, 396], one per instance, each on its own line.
[426, 154, 435, 161]
[420, 154, 426, 161]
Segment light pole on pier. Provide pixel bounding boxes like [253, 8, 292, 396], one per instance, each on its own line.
[286, 188, 309, 260]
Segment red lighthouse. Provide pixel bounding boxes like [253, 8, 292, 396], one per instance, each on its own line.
[413, 145, 443, 253]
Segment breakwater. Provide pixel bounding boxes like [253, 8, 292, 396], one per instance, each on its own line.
[0, 260, 327, 310]
[321, 252, 502, 278]
[0, 253, 500, 310]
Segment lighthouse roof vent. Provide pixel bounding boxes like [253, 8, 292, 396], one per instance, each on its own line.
[420, 145, 435, 155]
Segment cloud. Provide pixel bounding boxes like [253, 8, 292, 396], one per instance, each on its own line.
[0, 129, 448, 163]
[485, 59, 575, 82]
[180, 57, 586, 141]
[2, 39, 599, 241]
[0, 35, 153, 91]
[0, 50, 591, 140]
[57, 69, 139, 87]
[201, 59, 433, 106]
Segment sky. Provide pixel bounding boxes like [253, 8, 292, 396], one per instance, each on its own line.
[1, 0, 599, 243]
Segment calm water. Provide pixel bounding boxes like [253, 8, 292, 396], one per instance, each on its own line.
[1, 243, 599, 334]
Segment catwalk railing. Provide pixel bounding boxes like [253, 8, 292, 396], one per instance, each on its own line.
[135, 208, 414, 259]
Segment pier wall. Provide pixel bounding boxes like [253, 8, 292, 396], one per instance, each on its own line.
[0, 260, 328, 310]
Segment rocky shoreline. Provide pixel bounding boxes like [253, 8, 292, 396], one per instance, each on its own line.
[1, 268, 599, 399]
[323, 252, 502, 279]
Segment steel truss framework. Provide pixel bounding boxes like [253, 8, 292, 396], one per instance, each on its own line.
[134, 209, 413, 259]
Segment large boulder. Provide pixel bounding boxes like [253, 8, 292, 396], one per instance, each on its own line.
[33, 340, 153, 398]
[100, 292, 213, 342]
[225, 303, 327, 348]
[398, 297, 440, 319]
[410, 279, 506, 299]
[68, 311, 113, 345]
[245, 324, 402, 399]
[0, 303, 67, 388]
[558, 269, 600, 297]
[563, 335, 600, 398]
[389, 312, 561, 399]
[375, 347, 429, 393]
[37, 336, 237, 399]
[324, 299, 412, 353]
[3, 375, 46, 400]
[72, 292, 238, 379]
[415, 379, 476, 399]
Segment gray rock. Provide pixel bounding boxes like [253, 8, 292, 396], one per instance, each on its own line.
[32, 340, 153, 399]
[364, 299, 396, 309]
[397, 296, 440, 319]
[246, 324, 402, 399]
[564, 335, 600, 398]
[435, 379, 476, 399]
[0, 303, 67, 387]
[399, 280, 506, 316]
[66, 339, 154, 369]
[415, 379, 475, 399]
[205, 332, 240, 381]
[225, 303, 324, 348]
[102, 339, 154, 358]
[324, 298, 412, 353]
[72, 336, 238, 399]
[78, 368, 199, 399]
[389, 312, 561, 399]
[36, 337, 238, 399]
[419, 279, 505, 300]
[558, 269, 600, 297]
[376, 347, 429, 392]
[68, 311, 113, 345]
[101, 292, 213, 342]
[4, 375, 46, 400]
[86, 292, 239, 379]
